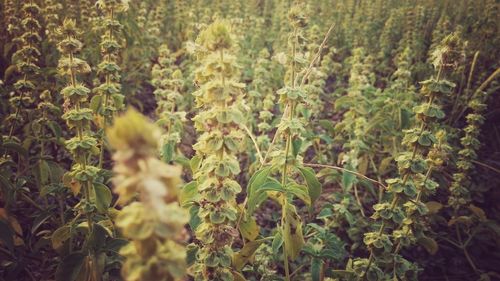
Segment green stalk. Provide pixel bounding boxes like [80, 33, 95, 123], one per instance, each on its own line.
[99, 7, 115, 169]
[359, 67, 442, 280]
[280, 24, 299, 281]
[69, 48, 94, 235]
[68, 38, 97, 281]
[7, 0, 34, 139]
[281, 131, 292, 281]
[392, 164, 434, 256]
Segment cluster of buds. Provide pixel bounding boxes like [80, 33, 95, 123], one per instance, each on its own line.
[6, 0, 42, 137]
[151, 45, 187, 163]
[57, 19, 99, 205]
[42, 0, 63, 43]
[190, 20, 247, 281]
[93, 0, 128, 163]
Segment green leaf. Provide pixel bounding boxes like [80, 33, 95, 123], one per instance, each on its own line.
[400, 108, 411, 129]
[378, 157, 393, 175]
[292, 139, 302, 158]
[331, 270, 355, 278]
[186, 244, 198, 267]
[298, 166, 322, 205]
[190, 155, 202, 174]
[89, 95, 102, 113]
[46, 161, 65, 183]
[189, 205, 201, 231]
[52, 225, 72, 249]
[417, 235, 438, 255]
[318, 119, 335, 133]
[232, 271, 247, 281]
[287, 184, 311, 206]
[39, 160, 50, 185]
[31, 211, 52, 234]
[334, 95, 354, 110]
[87, 223, 108, 252]
[55, 252, 87, 281]
[239, 216, 259, 241]
[232, 239, 265, 270]
[93, 183, 112, 213]
[162, 141, 175, 163]
[2, 141, 28, 159]
[425, 201, 443, 214]
[272, 231, 283, 255]
[48, 121, 63, 141]
[469, 205, 487, 222]
[311, 258, 324, 281]
[180, 181, 198, 207]
[247, 166, 272, 198]
[342, 170, 356, 192]
[248, 180, 284, 215]
[282, 203, 304, 260]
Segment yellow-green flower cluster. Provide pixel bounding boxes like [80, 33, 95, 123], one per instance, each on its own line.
[152, 45, 187, 162]
[251, 49, 276, 146]
[353, 34, 457, 281]
[4, 0, 22, 44]
[42, 0, 63, 44]
[7, 0, 42, 136]
[449, 91, 487, 209]
[94, 0, 127, 125]
[108, 108, 188, 281]
[191, 20, 246, 281]
[57, 18, 99, 211]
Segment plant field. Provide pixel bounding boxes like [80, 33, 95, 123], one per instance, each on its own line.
[1, 0, 500, 281]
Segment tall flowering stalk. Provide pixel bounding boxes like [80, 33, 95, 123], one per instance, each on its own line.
[56, 18, 102, 280]
[353, 34, 457, 281]
[43, 0, 63, 44]
[252, 48, 277, 149]
[7, 0, 42, 138]
[94, 0, 128, 167]
[58, 17, 97, 214]
[245, 7, 323, 281]
[152, 45, 187, 163]
[108, 108, 188, 281]
[190, 20, 247, 281]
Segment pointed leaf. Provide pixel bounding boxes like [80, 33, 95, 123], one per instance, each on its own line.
[93, 183, 112, 213]
[298, 166, 322, 205]
[232, 239, 265, 270]
[180, 181, 198, 207]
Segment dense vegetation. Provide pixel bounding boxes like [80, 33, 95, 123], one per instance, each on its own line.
[0, 0, 499, 281]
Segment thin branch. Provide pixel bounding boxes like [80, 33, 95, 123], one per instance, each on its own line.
[454, 67, 500, 123]
[241, 124, 264, 165]
[471, 160, 500, 175]
[299, 23, 336, 87]
[303, 162, 387, 189]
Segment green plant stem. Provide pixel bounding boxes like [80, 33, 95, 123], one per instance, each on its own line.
[304, 163, 387, 189]
[68, 42, 97, 280]
[280, 24, 300, 281]
[7, 0, 34, 140]
[455, 224, 479, 274]
[281, 128, 292, 281]
[453, 67, 500, 124]
[471, 159, 500, 175]
[359, 89, 437, 280]
[241, 123, 264, 164]
[392, 164, 434, 257]
[449, 51, 478, 124]
[99, 8, 115, 169]
[353, 184, 366, 217]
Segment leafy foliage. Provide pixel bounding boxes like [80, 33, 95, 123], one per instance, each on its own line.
[0, 1, 499, 281]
